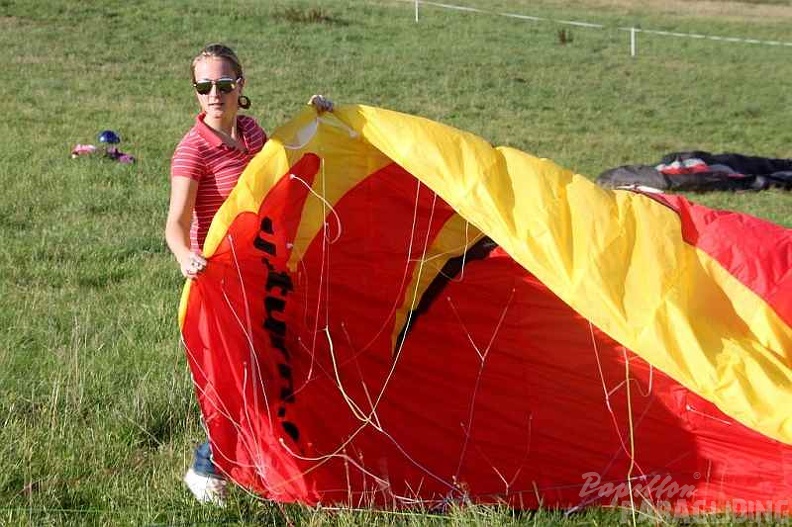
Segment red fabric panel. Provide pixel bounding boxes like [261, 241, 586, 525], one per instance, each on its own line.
[182, 162, 792, 511]
[183, 153, 322, 502]
[647, 193, 792, 330]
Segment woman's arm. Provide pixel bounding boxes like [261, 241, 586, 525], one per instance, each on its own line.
[165, 176, 206, 277]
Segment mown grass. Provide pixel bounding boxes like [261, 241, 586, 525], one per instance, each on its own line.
[0, 0, 790, 525]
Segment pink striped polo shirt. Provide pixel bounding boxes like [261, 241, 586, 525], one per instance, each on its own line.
[171, 113, 266, 251]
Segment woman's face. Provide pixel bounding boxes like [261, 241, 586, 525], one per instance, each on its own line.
[193, 57, 243, 123]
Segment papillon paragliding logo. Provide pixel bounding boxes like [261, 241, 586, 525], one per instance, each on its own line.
[579, 472, 696, 505]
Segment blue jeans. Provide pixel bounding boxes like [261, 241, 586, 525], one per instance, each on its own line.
[192, 441, 220, 477]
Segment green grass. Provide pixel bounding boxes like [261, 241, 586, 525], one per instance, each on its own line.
[1, 0, 790, 524]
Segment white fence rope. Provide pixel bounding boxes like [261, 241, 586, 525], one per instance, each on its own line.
[412, 0, 792, 51]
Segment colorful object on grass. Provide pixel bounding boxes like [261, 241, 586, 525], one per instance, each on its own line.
[98, 129, 121, 145]
[70, 144, 98, 158]
[179, 105, 792, 514]
[70, 129, 135, 164]
[104, 146, 135, 164]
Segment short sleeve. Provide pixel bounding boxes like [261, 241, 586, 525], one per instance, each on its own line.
[170, 135, 206, 181]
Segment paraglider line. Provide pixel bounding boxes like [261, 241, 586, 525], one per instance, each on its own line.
[286, 282, 459, 497]
[323, 179, 440, 413]
[622, 347, 638, 527]
[450, 287, 516, 480]
[685, 404, 732, 425]
[341, 321, 383, 429]
[300, 159, 333, 377]
[351, 179, 434, 356]
[640, 364, 654, 397]
[316, 315, 460, 497]
[583, 323, 650, 513]
[182, 273, 269, 474]
[589, 324, 629, 448]
[292, 335, 337, 396]
[278, 437, 390, 490]
[183, 356, 261, 471]
[289, 173, 343, 244]
[203, 366, 277, 476]
[325, 325, 378, 425]
[468, 414, 532, 496]
[344, 185, 442, 467]
[182, 340, 247, 433]
[224, 234, 275, 425]
[388, 182, 436, 361]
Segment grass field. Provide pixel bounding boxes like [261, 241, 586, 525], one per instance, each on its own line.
[1, 0, 790, 525]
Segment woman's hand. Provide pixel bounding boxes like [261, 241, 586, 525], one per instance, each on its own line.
[166, 177, 205, 278]
[180, 252, 207, 278]
[308, 94, 334, 113]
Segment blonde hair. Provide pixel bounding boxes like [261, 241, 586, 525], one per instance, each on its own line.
[191, 43, 244, 82]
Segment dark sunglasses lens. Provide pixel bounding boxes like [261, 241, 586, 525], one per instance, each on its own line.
[216, 80, 236, 93]
[194, 81, 212, 95]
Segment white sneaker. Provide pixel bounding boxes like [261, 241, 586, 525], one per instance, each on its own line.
[183, 468, 227, 507]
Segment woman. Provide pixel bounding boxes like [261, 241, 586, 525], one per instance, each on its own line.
[166, 43, 331, 505]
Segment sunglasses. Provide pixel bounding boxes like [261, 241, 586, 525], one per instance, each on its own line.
[193, 77, 241, 95]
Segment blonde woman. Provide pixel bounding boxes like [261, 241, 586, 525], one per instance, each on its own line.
[166, 43, 331, 505]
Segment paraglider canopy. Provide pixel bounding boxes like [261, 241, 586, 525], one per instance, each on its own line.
[179, 104, 792, 512]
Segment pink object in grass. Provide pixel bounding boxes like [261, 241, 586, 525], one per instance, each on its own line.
[71, 144, 98, 158]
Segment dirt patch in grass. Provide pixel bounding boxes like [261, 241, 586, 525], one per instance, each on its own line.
[273, 6, 347, 25]
[0, 15, 24, 27]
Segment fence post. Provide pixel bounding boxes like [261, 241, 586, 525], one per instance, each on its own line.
[631, 27, 636, 56]
[415, 0, 419, 22]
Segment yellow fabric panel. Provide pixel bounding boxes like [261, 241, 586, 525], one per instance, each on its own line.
[280, 117, 393, 272]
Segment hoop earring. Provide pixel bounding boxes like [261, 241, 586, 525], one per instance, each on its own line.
[238, 95, 251, 110]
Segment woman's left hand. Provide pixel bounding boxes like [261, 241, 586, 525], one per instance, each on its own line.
[181, 252, 207, 278]
[308, 94, 334, 113]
